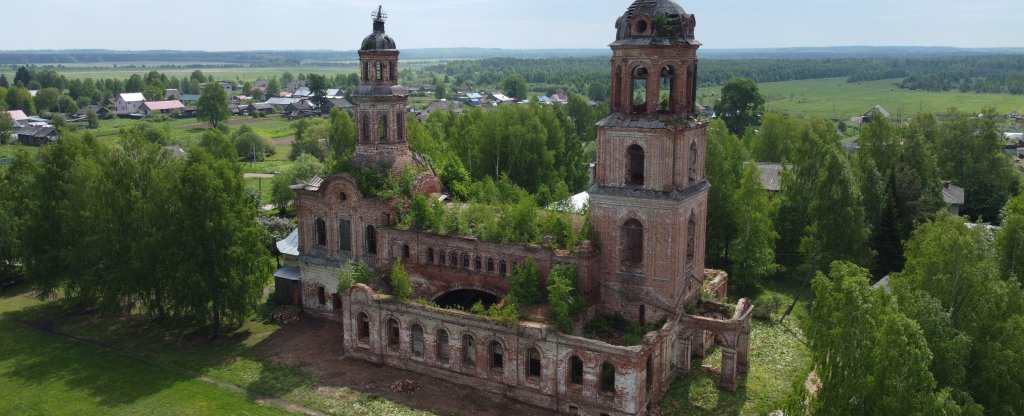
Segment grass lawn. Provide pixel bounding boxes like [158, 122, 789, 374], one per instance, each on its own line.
[0, 290, 290, 416]
[0, 287, 429, 416]
[657, 279, 812, 415]
[700, 77, 1024, 120]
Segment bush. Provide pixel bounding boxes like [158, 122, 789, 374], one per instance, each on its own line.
[547, 264, 586, 333]
[337, 261, 375, 292]
[390, 259, 412, 300]
[753, 293, 785, 321]
[508, 258, 541, 305]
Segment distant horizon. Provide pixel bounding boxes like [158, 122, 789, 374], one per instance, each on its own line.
[3, 45, 1024, 54]
[5, 1, 1022, 51]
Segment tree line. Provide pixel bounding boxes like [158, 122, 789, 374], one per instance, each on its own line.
[0, 129, 271, 334]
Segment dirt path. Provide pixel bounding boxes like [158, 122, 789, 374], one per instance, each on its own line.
[258, 316, 558, 416]
[273, 136, 295, 145]
[175, 118, 274, 129]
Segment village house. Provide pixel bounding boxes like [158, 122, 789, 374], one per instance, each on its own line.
[179, 94, 201, 105]
[281, 3, 752, 415]
[861, 104, 891, 123]
[165, 89, 182, 100]
[139, 100, 185, 116]
[6, 110, 29, 128]
[114, 92, 146, 114]
[16, 124, 57, 146]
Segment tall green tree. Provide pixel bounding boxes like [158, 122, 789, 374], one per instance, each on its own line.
[14, 66, 31, 87]
[749, 112, 800, 162]
[503, 74, 529, 99]
[935, 109, 1019, 223]
[0, 111, 13, 144]
[168, 150, 272, 333]
[7, 87, 36, 114]
[727, 162, 779, 286]
[704, 120, 746, 268]
[717, 77, 765, 135]
[306, 73, 329, 113]
[0, 152, 40, 281]
[266, 77, 281, 98]
[434, 83, 447, 99]
[327, 108, 356, 162]
[196, 82, 230, 128]
[807, 261, 964, 415]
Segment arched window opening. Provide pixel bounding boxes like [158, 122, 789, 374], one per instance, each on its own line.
[315, 218, 327, 246]
[317, 286, 326, 305]
[450, 252, 458, 269]
[437, 329, 450, 363]
[363, 62, 369, 82]
[358, 312, 370, 340]
[487, 258, 495, 274]
[396, 113, 405, 142]
[570, 356, 584, 384]
[689, 142, 699, 184]
[462, 254, 470, 270]
[365, 225, 377, 255]
[634, 19, 649, 36]
[411, 324, 424, 357]
[387, 318, 400, 350]
[390, 63, 397, 82]
[622, 219, 644, 266]
[626, 144, 645, 186]
[439, 249, 447, 265]
[378, 114, 388, 142]
[339, 219, 352, 252]
[646, 355, 654, 392]
[474, 256, 482, 272]
[402, 244, 410, 259]
[659, 66, 675, 113]
[375, 62, 383, 81]
[687, 214, 697, 266]
[427, 248, 435, 264]
[462, 334, 476, 366]
[632, 66, 648, 113]
[361, 114, 370, 143]
[489, 340, 504, 370]
[527, 348, 542, 378]
[639, 304, 647, 327]
[600, 363, 616, 393]
[499, 260, 507, 277]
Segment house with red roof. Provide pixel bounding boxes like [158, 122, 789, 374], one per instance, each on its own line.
[139, 100, 185, 116]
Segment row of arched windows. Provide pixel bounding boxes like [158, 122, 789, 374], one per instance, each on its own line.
[359, 112, 404, 144]
[424, 247, 513, 277]
[362, 60, 397, 83]
[623, 141, 700, 188]
[313, 217, 375, 255]
[621, 214, 698, 267]
[356, 312, 617, 394]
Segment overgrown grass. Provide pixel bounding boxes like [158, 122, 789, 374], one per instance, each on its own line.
[656, 279, 812, 416]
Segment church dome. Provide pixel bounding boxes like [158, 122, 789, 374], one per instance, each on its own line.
[361, 7, 397, 51]
[615, 0, 696, 43]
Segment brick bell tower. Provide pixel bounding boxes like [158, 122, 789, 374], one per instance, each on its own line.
[351, 6, 416, 172]
[590, 0, 708, 324]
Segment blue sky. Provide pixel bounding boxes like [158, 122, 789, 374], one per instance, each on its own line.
[6, 0, 1023, 51]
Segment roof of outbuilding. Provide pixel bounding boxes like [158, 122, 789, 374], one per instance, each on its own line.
[119, 92, 146, 102]
[755, 163, 787, 192]
[276, 229, 300, 257]
[942, 182, 965, 205]
[142, 100, 185, 111]
[6, 110, 28, 121]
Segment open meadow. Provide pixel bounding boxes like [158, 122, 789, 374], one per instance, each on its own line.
[701, 77, 1024, 120]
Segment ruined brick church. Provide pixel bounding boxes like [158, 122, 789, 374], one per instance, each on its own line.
[277, 2, 753, 415]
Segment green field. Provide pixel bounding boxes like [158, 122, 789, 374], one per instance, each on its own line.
[701, 77, 1024, 120]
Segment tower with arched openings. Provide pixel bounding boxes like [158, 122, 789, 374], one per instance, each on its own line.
[590, 0, 709, 324]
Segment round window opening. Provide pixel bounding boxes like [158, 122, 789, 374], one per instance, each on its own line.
[635, 20, 649, 34]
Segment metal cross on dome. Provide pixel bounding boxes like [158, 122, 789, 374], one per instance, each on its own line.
[372, 6, 388, 23]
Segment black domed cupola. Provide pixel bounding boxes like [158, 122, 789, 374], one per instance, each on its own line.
[615, 0, 698, 45]
[361, 6, 397, 50]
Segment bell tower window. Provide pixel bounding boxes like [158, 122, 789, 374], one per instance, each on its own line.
[659, 66, 675, 113]
[689, 142, 699, 184]
[622, 219, 644, 266]
[687, 214, 697, 266]
[626, 144, 645, 186]
[379, 114, 388, 142]
[375, 62, 383, 81]
[361, 114, 370, 143]
[632, 67, 648, 113]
